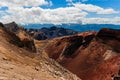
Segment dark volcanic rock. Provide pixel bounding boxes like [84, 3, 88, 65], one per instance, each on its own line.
[97, 28, 120, 41]
[0, 22, 36, 52]
[0, 22, 4, 27]
[5, 22, 24, 33]
[33, 33, 47, 40]
[28, 26, 78, 40]
[97, 28, 120, 52]
[62, 36, 83, 58]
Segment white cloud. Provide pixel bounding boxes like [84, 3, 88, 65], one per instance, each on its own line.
[66, 0, 73, 3]
[74, 3, 118, 14]
[0, 0, 51, 7]
[97, 8, 118, 14]
[82, 17, 120, 24]
[0, 7, 87, 24]
[0, 1, 119, 25]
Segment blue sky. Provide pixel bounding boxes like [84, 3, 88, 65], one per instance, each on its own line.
[0, 0, 120, 24]
[48, 0, 120, 18]
[51, 0, 119, 9]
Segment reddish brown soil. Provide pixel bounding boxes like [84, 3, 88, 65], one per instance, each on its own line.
[36, 29, 120, 80]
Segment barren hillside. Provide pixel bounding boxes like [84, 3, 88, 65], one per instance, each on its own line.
[0, 23, 80, 80]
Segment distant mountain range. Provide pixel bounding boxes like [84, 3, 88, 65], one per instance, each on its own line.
[27, 26, 78, 40]
[4, 22, 120, 40]
[22, 24, 120, 32]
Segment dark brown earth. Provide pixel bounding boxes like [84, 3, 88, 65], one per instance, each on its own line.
[1, 23, 36, 52]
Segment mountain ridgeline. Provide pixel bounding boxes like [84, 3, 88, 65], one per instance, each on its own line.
[23, 23, 120, 32]
[5, 22, 120, 40]
[5, 22, 78, 40]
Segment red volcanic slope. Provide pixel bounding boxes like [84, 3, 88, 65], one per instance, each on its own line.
[44, 28, 120, 80]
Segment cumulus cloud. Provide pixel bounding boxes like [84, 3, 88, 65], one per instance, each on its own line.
[74, 3, 118, 14]
[82, 17, 120, 24]
[97, 8, 118, 14]
[0, 0, 119, 24]
[0, 0, 51, 7]
[0, 7, 87, 24]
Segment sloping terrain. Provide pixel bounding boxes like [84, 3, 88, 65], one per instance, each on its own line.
[0, 23, 80, 80]
[4, 22, 36, 52]
[3, 21, 120, 80]
[5, 22, 31, 40]
[36, 28, 120, 80]
[5, 22, 78, 40]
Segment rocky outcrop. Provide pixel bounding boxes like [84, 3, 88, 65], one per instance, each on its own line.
[5, 22, 24, 33]
[5, 22, 31, 39]
[0, 23, 36, 52]
[20, 38, 36, 52]
[0, 22, 4, 27]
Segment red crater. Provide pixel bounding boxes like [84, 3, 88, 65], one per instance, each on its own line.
[44, 28, 120, 80]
